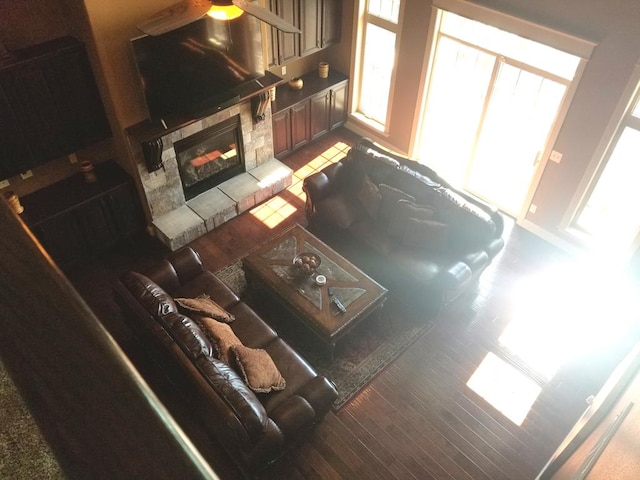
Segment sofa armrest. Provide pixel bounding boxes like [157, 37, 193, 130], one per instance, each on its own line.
[303, 162, 344, 219]
[439, 261, 473, 290]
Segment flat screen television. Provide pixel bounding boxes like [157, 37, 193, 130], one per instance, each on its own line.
[131, 14, 265, 122]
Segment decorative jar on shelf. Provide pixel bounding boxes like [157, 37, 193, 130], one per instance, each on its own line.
[318, 62, 329, 78]
[80, 161, 97, 183]
[288, 77, 303, 90]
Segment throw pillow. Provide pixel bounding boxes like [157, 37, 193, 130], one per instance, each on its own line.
[357, 174, 382, 219]
[175, 294, 235, 323]
[229, 345, 286, 394]
[377, 184, 416, 224]
[387, 199, 436, 239]
[198, 319, 243, 364]
[402, 218, 449, 252]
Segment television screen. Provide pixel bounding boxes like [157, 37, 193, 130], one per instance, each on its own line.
[131, 14, 265, 121]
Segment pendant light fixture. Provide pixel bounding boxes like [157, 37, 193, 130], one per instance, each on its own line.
[207, 1, 244, 20]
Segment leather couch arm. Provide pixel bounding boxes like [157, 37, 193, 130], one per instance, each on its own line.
[303, 162, 344, 219]
[144, 247, 205, 292]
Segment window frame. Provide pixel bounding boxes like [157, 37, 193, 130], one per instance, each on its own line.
[563, 63, 640, 256]
[351, 0, 404, 133]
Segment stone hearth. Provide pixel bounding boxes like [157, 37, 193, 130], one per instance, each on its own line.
[129, 100, 292, 250]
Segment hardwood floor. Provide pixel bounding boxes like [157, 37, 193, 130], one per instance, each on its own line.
[65, 128, 639, 479]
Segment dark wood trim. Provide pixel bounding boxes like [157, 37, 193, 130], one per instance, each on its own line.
[0, 200, 219, 479]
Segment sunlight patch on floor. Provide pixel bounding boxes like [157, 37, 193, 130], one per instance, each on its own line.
[250, 141, 351, 228]
[468, 257, 639, 426]
[502, 261, 639, 379]
[250, 197, 297, 228]
[467, 352, 542, 426]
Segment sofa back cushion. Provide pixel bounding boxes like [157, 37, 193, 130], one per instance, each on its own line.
[161, 312, 216, 360]
[121, 271, 177, 318]
[194, 355, 269, 440]
[377, 184, 416, 224]
[432, 188, 497, 251]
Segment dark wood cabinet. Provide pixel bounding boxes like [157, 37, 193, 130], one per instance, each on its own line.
[300, 0, 322, 57]
[268, 0, 341, 66]
[271, 70, 348, 158]
[268, 0, 301, 67]
[321, 0, 342, 48]
[272, 108, 293, 157]
[291, 101, 311, 149]
[21, 161, 143, 267]
[329, 80, 348, 130]
[0, 37, 111, 179]
[310, 90, 330, 140]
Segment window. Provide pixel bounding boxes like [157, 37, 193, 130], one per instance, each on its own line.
[354, 0, 402, 130]
[569, 76, 640, 255]
[417, 10, 583, 216]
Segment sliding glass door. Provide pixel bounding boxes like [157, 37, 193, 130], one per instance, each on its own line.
[418, 11, 580, 216]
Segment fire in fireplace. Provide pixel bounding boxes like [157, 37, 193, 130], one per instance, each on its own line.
[174, 115, 245, 200]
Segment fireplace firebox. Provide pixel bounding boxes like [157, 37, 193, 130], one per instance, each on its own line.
[174, 115, 245, 200]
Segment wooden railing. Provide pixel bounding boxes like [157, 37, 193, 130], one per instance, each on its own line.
[0, 199, 219, 478]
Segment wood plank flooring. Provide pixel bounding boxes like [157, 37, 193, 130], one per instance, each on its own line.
[65, 128, 639, 479]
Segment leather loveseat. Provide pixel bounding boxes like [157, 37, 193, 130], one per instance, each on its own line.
[113, 247, 337, 477]
[303, 138, 505, 313]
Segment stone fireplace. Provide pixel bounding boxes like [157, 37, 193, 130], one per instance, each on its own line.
[128, 100, 292, 250]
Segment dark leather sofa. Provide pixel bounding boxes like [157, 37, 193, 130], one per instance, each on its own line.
[113, 247, 337, 477]
[303, 138, 505, 312]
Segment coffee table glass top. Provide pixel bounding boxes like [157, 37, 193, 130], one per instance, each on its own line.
[263, 235, 364, 310]
[242, 225, 387, 341]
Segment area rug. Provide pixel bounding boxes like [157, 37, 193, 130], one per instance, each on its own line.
[216, 261, 434, 409]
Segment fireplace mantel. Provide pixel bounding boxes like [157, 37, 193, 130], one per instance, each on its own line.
[126, 71, 282, 144]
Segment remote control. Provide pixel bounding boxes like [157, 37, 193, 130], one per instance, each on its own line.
[332, 296, 347, 314]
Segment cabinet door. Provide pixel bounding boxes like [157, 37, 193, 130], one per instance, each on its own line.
[329, 81, 348, 130]
[300, 0, 321, 57]
[32, 215, 86, 266]
[321, 0, 342, 48]
[272, 109, 292, 157]
[105, 183, 143, 238]
[291, 101, 310, 150]
[75, 198, 119, 252]
[310, 91, 330, 140]
[270, 0, 300, 65]
[0, 62, 69, 165]
[0, 81, 33, 178]
[43, 45, 111, 148]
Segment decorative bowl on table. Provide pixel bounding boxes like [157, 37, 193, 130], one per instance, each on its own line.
[293, 252, 321, 276]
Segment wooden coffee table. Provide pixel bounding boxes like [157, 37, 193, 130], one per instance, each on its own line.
[242, 224, 387, 355]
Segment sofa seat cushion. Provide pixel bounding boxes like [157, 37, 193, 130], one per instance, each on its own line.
[314, 192, 365, 229]
[259, 338, 323, 413]
[402, 217, 449, 252]
[348, 219, 396, 256]
[387, 199, 437, 238]
[230, 345, 286, 393]
[387, 248, 442, 286]
[229, 302, 279, 349]
[172, 271, 240, 311]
